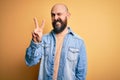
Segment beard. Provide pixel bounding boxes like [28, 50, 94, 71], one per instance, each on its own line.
[52, 17, 67, 34]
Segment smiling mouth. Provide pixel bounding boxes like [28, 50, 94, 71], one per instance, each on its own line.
[55, 22, 61, 27]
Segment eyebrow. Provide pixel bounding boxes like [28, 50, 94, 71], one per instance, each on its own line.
[51, 12, 63, 16]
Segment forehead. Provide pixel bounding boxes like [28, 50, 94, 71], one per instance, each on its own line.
[51, 5, 67, 14]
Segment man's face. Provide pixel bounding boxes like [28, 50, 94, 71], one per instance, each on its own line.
[51, 5, 69, 34]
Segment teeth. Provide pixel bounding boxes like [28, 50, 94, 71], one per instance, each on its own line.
[56, 22, 61, 27]
[56, 22, 60, 25]
[56, 22, 60, 24]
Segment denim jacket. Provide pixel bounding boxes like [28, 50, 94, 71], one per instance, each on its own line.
[25, 27, 87, 80]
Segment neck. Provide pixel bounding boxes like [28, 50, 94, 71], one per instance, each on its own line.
[56, 26, 68, 37]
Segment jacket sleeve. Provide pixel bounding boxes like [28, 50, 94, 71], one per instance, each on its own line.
[25, 40, 44, 66]
[76, 41, 87, 80]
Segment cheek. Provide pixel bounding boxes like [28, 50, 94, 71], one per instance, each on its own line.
[60, 16, 65, 20]
[51, 16, 55, 21]
[51, 17, 53, 20]
[61, 16, 67, 21]
[51, 18, 54, 23]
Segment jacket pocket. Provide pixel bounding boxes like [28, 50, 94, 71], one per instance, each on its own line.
[67, 47, 79, 61]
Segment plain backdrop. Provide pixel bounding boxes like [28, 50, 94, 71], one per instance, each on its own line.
[0, 0, 120, 80]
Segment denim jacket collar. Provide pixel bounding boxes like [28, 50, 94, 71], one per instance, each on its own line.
[51, 27, 75, 36]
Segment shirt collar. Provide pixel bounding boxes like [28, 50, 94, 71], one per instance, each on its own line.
[67, 27, 75, 36]
[51, 27, 75, 36]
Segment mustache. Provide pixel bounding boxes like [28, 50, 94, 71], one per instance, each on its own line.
[53, 19, 63, 24]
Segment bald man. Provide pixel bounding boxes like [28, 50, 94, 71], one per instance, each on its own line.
[25, 3, 87, 80]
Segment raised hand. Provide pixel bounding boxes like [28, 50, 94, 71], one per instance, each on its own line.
[32, 17, 45, 43]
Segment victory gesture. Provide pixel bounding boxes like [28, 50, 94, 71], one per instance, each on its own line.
[32, 17, 45, 43]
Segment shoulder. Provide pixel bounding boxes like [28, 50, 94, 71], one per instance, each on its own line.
[68, 27, 84, 42]
[68, 27, 85, 45]
[70, 30, 84, 43]
[71, 33, 86, 52]
[74, 33, 84, 42]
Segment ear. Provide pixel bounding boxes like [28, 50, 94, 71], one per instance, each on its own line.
[67, 12, 71, 19]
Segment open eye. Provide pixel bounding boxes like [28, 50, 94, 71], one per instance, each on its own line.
[51, 13, 55, 17]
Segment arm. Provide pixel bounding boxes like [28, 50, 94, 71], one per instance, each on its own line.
[25, 17, 45, 66]
[25, 40, 43, 66]
[76, 41, 87, 80]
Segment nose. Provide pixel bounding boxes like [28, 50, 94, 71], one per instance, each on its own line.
[54, 15, 58, 20]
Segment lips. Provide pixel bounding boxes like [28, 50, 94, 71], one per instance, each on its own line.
[56, 21, 61, 24]
[55, 21, 61, 27]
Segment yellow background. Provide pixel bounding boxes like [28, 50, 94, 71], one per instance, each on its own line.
[0, 0, 120, 80]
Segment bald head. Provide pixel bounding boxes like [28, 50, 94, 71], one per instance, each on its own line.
[51, 3, 69, 13]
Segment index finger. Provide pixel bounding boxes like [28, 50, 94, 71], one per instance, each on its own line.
[33, 17, 39, 28]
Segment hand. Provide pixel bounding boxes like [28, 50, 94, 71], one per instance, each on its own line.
[32, 17, 45, 43]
